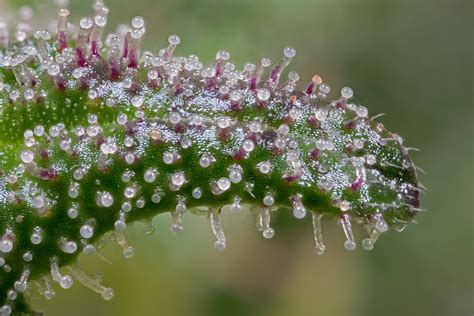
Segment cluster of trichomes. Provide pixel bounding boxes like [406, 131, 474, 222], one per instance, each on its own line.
[0, 1, 421, 315]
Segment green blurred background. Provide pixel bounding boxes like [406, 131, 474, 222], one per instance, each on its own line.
[2, 0, 473, 315]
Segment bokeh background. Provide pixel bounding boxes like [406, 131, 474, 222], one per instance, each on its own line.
[1, 0, 472, 315]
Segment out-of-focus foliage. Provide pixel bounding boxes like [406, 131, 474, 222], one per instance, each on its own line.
[2, 0, 472, 315]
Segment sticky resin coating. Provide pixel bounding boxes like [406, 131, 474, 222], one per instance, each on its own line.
[0, 2, 422, 314]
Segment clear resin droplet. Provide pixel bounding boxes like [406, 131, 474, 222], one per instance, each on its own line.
[259, 207, 274, 239]
[210, 209, 226, 251]
[114, 231, 135, 258]
[361, 225, 381, 251]
[293, 205, 306, 219]
[170, 211, 183, 235]
[50, 257, 73, 289]
[340, 214, 356, 251]
[66, 264, 114, 301]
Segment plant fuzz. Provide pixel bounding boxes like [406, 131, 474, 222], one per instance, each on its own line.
[0, 2, 422, 314]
